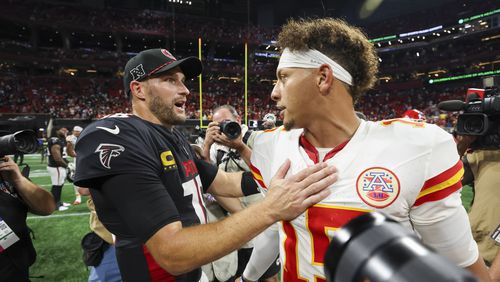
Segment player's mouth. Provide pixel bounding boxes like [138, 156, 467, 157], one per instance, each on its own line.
[174, 100, 186, 112]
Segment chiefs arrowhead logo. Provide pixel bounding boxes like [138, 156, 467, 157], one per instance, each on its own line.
[95, 143, 125, 169]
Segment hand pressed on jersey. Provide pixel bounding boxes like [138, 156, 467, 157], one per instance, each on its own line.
[262, 160, 337, 222]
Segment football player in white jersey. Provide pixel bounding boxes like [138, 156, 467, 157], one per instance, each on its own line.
[241, 18, 490, 282]
[66, 125, 83, 204]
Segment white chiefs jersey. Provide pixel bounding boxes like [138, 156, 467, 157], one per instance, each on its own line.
[250, 118, 465, 282]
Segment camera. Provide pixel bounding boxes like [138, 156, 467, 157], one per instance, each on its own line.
[438, 86, 500, 149]
[0, 130, 39, 157]
[324, 212, 477, 282]
[219, 120, 241, 140]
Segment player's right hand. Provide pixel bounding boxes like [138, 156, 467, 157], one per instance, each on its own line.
[263, 160, 337, 222]
[204, 121, 221, 147]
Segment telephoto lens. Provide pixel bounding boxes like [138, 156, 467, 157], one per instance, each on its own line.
[219, 120, 241, 140]
[324, 212, 478, 282]
[0, 130, 39, 157]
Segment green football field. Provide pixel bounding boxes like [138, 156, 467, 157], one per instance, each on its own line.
[20, 154, 474, 281]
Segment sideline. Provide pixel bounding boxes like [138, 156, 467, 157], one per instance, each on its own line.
[27, 212, 90, 220]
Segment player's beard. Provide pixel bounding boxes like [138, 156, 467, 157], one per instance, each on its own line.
[149, 96, 186, 126]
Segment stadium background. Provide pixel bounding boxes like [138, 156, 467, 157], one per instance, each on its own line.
[0, 0, 498, 280]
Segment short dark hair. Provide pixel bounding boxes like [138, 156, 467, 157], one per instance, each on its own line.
[277, 18, 379, 102]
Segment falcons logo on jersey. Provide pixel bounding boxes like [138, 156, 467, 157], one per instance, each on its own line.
[95, 143, 125, 169]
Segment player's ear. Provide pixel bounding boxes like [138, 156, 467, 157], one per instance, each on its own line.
[130, 80, 146, 100]
[317, 64, 334, 96]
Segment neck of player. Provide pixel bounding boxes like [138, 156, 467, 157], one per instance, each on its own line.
[304, 89, 360, 149]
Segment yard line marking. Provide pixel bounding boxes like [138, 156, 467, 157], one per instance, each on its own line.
[27, 212, 90, 220]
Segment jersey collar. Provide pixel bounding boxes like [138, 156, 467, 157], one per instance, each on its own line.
[299, 134, 349, 163]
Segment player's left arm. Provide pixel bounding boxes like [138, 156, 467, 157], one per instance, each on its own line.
[410, 127, 490, 281]
[195, 158, 259, 198]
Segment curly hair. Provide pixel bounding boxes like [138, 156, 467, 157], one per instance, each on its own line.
[277, 18, 379, 101]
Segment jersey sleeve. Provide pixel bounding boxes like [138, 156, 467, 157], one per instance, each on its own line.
[194, 157, 219, 193]
[249, 129, 276, 192]
[74, 118, 160, 188]
[413, 125, 463, 208]
[410, 125, 478, 267]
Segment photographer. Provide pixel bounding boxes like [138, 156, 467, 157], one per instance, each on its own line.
[0, 156, 56, 280]
[457, 134, 500, 266]
[447, 84, 500, 266]
[201, 105, 279, 282]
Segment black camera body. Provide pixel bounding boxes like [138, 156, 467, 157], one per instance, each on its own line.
[439, 87, 500, 149]
[0, 130, 39, 157]
[219, 120, 241, 140]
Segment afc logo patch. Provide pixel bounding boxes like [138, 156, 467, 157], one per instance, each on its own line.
[356, 167, 400, 208]
[130, 64, 146, 80]
[160, 150, 177, 171]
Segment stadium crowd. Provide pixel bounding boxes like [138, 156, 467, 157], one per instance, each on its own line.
[1, 0, 499, 280]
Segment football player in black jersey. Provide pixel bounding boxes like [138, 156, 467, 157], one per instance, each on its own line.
[47, 126, 69, 211]
[74, 48, 338, 282]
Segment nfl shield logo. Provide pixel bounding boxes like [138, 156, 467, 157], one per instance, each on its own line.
[356, 167, 400, 208]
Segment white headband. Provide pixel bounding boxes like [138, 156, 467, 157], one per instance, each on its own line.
[277, 48, 353, 86]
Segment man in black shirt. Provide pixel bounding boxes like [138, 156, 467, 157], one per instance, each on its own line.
[0, 156, 56, 281]
[74, 48, 337, 282]
[47, 126, 69, 211]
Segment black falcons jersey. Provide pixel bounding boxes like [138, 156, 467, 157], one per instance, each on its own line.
[74, 113, 218, 282]
[47, 136, 66, 167]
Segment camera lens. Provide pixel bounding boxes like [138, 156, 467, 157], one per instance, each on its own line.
[463, 116, 484, 134]
[219, 120, 241, 140]
[0, 130, 39, 156]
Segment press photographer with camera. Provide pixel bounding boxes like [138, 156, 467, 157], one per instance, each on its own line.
[439, 82, 500, 266]
[201, 105, 280, 282]
[0, 130, 56, 281]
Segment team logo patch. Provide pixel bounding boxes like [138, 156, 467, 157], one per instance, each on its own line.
[161, 49, 176, 60]
[356, 167, 400, 208]
[160, 150, 177, 170]
[95, 144, 125, 169]
[130, 64, 146, 80]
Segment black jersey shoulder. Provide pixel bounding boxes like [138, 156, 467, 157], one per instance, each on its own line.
[74, 114, 168, 187]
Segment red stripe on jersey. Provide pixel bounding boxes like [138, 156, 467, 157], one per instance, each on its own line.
[414, 181, 462, 206]
[249, 163, 267, 189]
[282, 221, 308, 282]
[420, 160, 463, 192]
[142, 245, 176, 282]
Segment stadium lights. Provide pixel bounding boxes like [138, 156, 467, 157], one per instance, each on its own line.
[429, 69, 500, 84]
